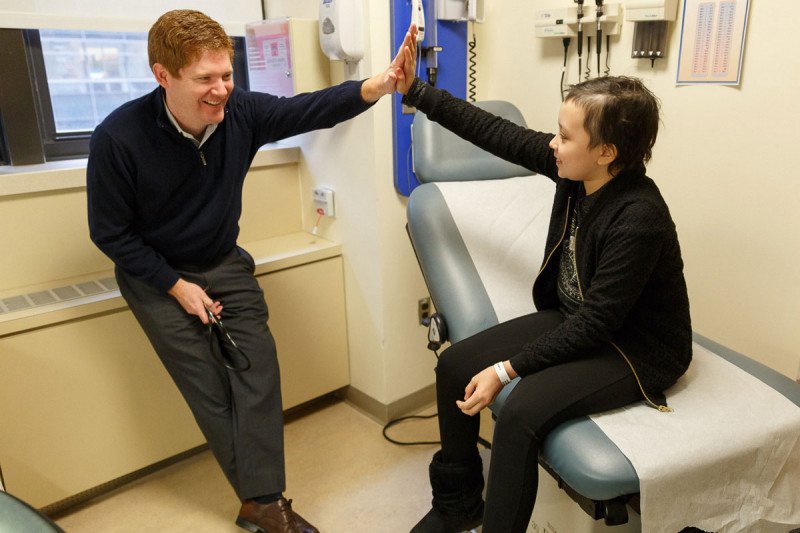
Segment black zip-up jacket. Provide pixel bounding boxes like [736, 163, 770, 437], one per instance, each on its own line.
[403, 78, 692, 395]
[88, 82, 373, 293]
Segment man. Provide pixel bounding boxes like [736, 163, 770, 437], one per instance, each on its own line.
[87, 10, 416, 533]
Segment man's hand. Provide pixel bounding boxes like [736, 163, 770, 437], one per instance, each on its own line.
[360, 23, 418, 102]
[397, 23, 417, 95]
[168, 278, 222, 325]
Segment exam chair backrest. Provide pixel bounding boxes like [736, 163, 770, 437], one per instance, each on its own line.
[412, 100, 531, 183]
[407, 100, 553, 344]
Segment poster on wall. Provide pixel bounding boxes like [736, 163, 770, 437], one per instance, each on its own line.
[245, 19, 295, 97]
[675, 0, 750, 85]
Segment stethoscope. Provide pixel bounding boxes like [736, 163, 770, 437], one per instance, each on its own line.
[206, 308, 251, 372]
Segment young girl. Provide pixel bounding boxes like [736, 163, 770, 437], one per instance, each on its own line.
[399, 53, 692, 533]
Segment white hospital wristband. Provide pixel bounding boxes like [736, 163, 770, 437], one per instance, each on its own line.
[494, 362, 512, 386]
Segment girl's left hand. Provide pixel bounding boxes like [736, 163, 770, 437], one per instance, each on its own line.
[360, 23, 417, 102]
[456, 366, 504, 416]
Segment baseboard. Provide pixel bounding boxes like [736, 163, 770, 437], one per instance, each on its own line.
[342, 384, 436, 424]
[44, 444, 208, 518]
[40, 388, 436, 517]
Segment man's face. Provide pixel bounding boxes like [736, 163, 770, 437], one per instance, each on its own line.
[154, 49, 233, 138]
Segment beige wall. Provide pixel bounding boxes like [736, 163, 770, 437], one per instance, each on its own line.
[264, 0, 436, 406]
[0, 153, 356, 505]
[6, 1, 793, 446]
[474, 0, 800, 378]
[267, 0, 800, 396]
[0, 163, 303, 292]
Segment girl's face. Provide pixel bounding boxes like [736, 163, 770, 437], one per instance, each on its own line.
[549, 100, 614, 194]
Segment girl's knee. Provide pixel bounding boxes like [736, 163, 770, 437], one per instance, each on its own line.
[435, 345, 471, 383]
[494, 393, 546, 444]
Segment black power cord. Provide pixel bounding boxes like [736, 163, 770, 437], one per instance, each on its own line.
[585, 36, 592, 80]
[595, 0, 604, 77]
[383, 412, 441, 446]
[576, 0, 584, 83]
[467, 28, 478, 102]
[560, 37, 571, 101]
[382, 412, 492, 449]
[381, 314, 491, 449]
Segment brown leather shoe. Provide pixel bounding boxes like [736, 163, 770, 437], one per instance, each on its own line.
[236, 498, 319, 533]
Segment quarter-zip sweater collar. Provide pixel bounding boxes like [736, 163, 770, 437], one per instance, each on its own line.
[162, 93, 218, 148]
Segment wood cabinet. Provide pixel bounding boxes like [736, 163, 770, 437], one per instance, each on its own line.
[0, 254, 349, 509]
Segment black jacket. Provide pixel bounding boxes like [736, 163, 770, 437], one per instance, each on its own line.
[403, 78, 691, 394]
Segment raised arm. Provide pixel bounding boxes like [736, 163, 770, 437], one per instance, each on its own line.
[361, 23, 419, 102]
[401, 78, 558, 178]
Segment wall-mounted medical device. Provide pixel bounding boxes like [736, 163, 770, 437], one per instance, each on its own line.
[391, 1, 471, 196]
[319, 0, 364, 63]
[534, 2, 621, 38]
[625, 0, 679, 64]
[625, 0, 678, 20]
[411, 0, 426, 42]
[436, 0, 485, 23]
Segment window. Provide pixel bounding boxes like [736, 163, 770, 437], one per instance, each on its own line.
[27, 29, 156, 160]
[0, 29, 249, 165]
[39, 29, 155, 134]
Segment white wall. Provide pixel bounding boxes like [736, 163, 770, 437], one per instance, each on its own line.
[263, 0, 436, 405]
[264, 0, 800, 410]
[476, 0, 800, 380]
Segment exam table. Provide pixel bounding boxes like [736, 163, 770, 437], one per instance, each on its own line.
[405, 101, 800, 528]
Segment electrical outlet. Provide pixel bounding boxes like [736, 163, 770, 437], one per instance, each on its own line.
[418, 297, 431, 325]
[313, 187, 335, 217]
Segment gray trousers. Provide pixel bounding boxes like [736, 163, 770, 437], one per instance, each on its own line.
[116, 247, 285, 500]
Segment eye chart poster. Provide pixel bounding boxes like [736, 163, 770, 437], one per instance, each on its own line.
[676, 0, 750, 85]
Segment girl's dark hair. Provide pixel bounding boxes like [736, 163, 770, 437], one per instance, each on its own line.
[565, 76, 660, 175]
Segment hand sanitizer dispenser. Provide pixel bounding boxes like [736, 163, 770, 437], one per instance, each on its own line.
[319, 0, 364, 63]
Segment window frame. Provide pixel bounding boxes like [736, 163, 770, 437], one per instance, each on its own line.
[24, 29, 95, 161]
[0, 120, 8, 165]
[0, 29, 250, 165]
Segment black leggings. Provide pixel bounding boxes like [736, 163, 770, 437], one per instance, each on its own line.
[435, 310, 643, 533]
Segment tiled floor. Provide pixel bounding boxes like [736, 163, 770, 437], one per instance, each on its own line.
[52, 399, 490, 533]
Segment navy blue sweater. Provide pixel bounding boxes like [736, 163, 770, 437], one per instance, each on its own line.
[88, 82, 372, 292]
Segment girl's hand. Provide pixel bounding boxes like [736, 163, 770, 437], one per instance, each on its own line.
[360, 23, 418, 101]
[456, 365, 504, 416]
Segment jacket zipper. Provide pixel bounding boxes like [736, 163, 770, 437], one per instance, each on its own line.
[572, 227, 584, 299]
[534, 196, 572, 285]
[572, 208, 672, 413]
[609, 341, 673, 412]
[199, 150, 207, 166]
